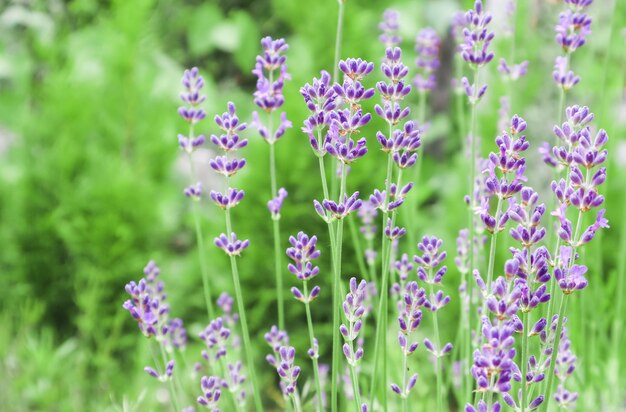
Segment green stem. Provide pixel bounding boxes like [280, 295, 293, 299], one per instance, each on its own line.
[429, 281, 444, 412]
[303, 281, 324, 412]
[369, 152, 396, 408]
[542, 295, 569, 411]
[520, 310, 530, 412]
[332, 0, 345, 84]
[158, 343, 180, 412]
[331, 165, 348, 412]
[347, 213, 370, 280]
[402, 346, 409, 412]
[349, 360, 362, 412]
[186, 138, 215, 319]
[224, 209, 263, 412]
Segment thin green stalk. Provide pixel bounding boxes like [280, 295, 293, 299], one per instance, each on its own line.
[402, 346, 409, 412]
[186, 128, 215, 319]
[332, 0, 345, 83]
[542, 295, 569, 411]
[224, 209, 263, 412]
[303, 281, 324, 412]
[158, 344, 180, 412]
[348, 353, 362, 412]
[268, 108, 285, 330]
[520, 310, 530, 412]
[406, 91, 427, 249]
[429, 281, 444, 412]
[331, 166, 348, 412]
[481, 196, 503, 311]
[369, 153, 394, 409]
[348, 214, 370, 280]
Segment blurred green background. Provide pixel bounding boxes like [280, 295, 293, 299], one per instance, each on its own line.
[0, 0, 624, 410]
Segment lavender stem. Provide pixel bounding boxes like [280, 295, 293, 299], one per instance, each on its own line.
[520, 310, 530, 412]
[429, 280, 444, 412]
[224, 209, 263, 411]
[369, 152, 394, 409]
[185, 128, 215, 319]
[158, 343, 180, 411]
[302, 280, 324, 412]
[331, 164, 348, 412]
[542, 295, 569, 411]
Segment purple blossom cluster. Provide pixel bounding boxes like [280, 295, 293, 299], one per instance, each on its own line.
[414, 28, 441, 92]
[379, 9, 401, 48]
[286, 232, 322, 303]
[552, 0, 593, 90]
[460, 0, 495, 104]
[123, 261, 188, 383]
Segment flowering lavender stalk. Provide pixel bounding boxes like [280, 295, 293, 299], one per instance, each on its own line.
[459, 0, 495, 307]
[541, 105, 608, 410]
[123, 261, 181, 410]
[480, 115, 528, 309]
[390, 280, 424, 412]
[209, 103, 263, 412]
[340, 277, 368, 411]
[276, 346, 302, 410]
[251, 36, 292, 331]
[552, 0, 593, 123]
[178, 67, 215, 319]
[286, 232, 324, 411]
[507, 187, 552, 412]
[303, 58, 372, 412]
[369, 44, 418, 410]
[415, 236, 452, 411]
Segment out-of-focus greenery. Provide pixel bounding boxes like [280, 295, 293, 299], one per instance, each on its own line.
[0, 0, 624, 410]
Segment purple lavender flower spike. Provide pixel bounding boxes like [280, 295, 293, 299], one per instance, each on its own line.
[275, 345, 301, 397]
[184, 182, 202, 200]
[340, 278, 368, 366]
[414, 28, 441, 92]
[210, 188, 245, 209]
[465, 400, 502, 412]
[552, 56, 580, 91]
[210, 103, 248, 153]
[267, 188, 288, 218]
[554, 247, 588, 294]
[384, 218, 406, 240]
[338, 58, 375, 83]
[325, 136, 368, 164]
[209, 156, 247, 177]
[498, 59, 529, 81]
[318, 192, 362, 220]
[286, 231, 322, 303]
[471, 317, 518, 394]
[165, 318, 188, 352]
[197, 375, 222, 409]
[199, 317, 231, 361]
[460, 0, 495, 67]
[214, 233, 250, 256]
[555, 8, 592, 53]
[555, 384, 579, 409]
[252, 37, 290, 114]
[179, 67, 207, 125]
[379, 9, 401, 48]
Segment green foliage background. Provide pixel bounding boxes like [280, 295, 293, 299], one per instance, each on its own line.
[0, 0, 624, 410]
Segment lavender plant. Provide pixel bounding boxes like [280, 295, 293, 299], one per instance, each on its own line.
[251, 36, 292, 331]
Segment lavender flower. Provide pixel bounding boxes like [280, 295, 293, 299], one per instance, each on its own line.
[391, 281, 424, 398]
[275, 346, 301, 397]
[197, 375, 222, 410]
[340, 278, 368, 366]
[184, 182, 202, 200]
[267, 188, 288, 219]
[465, 400, 502, 412]
[498, 59, 529, 81]
[471, 317, 518, 394]
[210, 102, 248, 152]
[552, 56, 580, 91]
[252, 37, 290, 114]
[314, 192, 362, 221]
[210, 188, 245, 209]
[414, 28, 441, 92]
[460, 0, 495, 104]
[379, 9, 401, 48]
[265, 326, 290, 367]
[178, 67, 207, 126]
[199, 318, 231, 361]
[214, 233, 250, 256]
[286, 231, 322, 302]
[460, 0, 495, 67]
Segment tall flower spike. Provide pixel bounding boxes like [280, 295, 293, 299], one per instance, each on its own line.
[276, 346, 301, 397]
[414, 28, 441, 92]
[379, 9, 401, 48]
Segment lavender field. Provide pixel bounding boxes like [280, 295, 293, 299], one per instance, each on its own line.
[1, 0, 625, 411]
